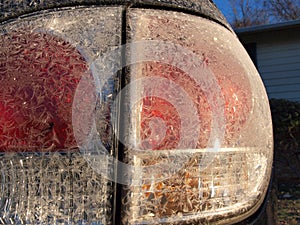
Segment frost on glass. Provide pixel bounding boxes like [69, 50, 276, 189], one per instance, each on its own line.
[122, 9, 273, 224]
[0, 152, 110, 224]
[0, 30, 85, 151]
[0, 7, 122, 224]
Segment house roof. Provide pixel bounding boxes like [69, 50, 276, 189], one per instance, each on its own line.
[235, 19, 300, 35]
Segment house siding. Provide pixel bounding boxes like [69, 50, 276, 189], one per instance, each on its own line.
[237, 25, 300, 102]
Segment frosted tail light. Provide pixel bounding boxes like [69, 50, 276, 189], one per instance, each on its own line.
[0, 7, 123, 224]
[120, 9, 273, 225]
[0, 3, 273, 225]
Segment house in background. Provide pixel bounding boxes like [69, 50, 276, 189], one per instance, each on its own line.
[236, 20, 300, 102]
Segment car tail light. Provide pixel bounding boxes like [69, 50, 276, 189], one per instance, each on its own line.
[0, 6, 123, 224]
[119, 9, 273, 224]
[0, 2, 273, 225]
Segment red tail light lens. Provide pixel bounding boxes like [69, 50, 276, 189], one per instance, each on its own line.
[0, 31, 86, 151]
[138, 63, 212, 150]
[137, 63, 252, 150]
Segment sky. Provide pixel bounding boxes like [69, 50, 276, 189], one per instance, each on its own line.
[213, 0, 234, 22]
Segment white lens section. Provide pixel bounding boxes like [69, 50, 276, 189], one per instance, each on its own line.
[0, 152, 110, 225]
[121, 9, 273, 225]
[130, 148, 267, 224]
